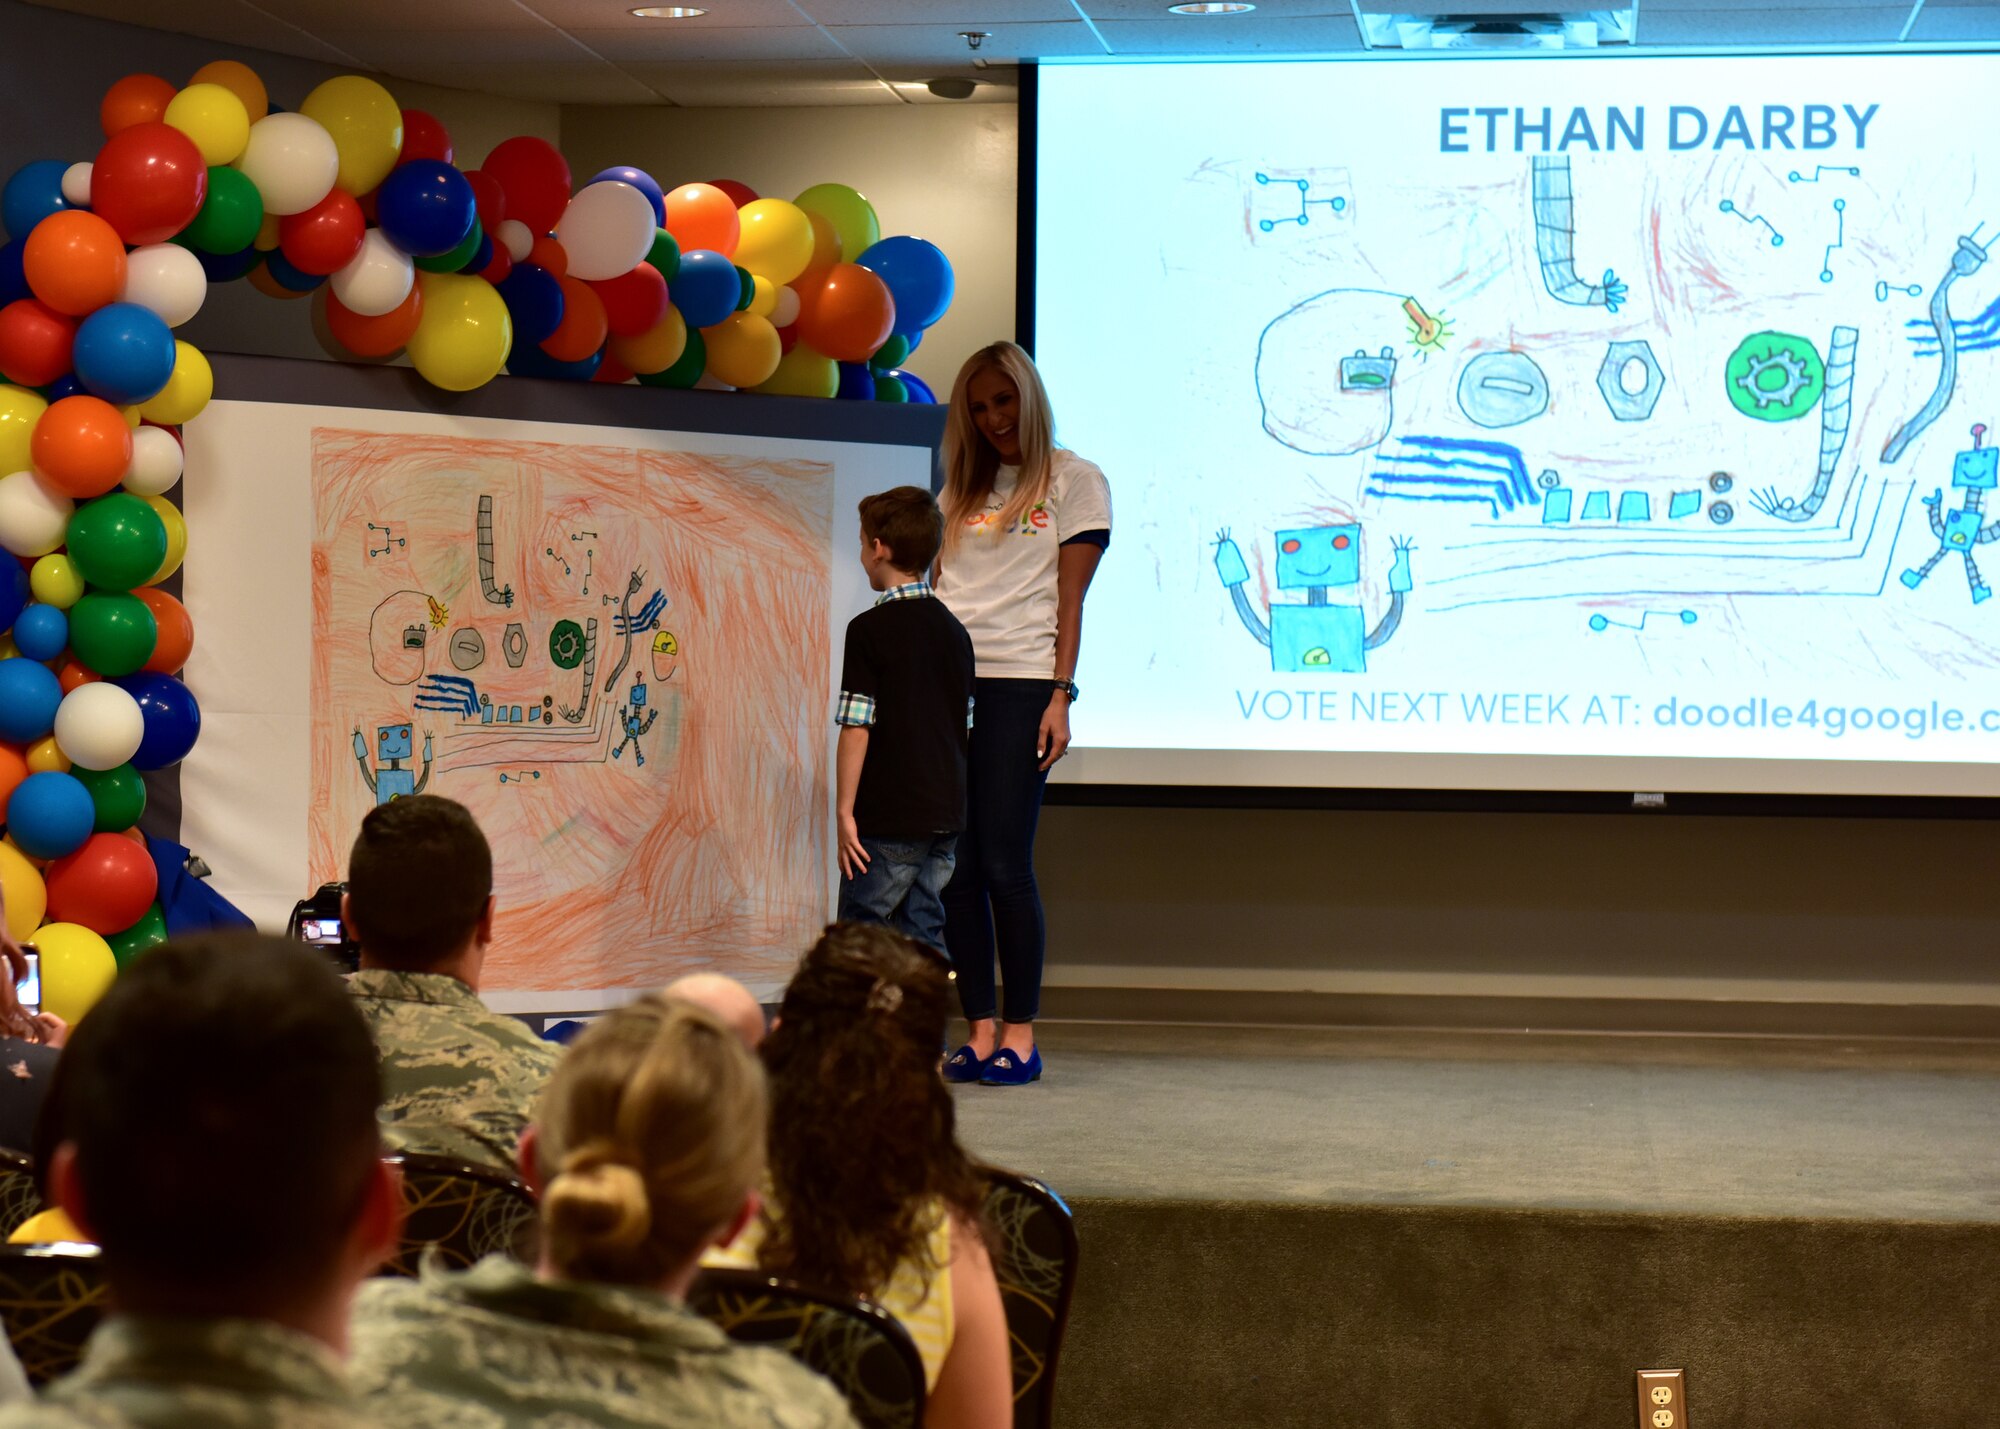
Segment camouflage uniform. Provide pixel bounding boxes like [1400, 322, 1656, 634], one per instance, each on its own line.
[350, 1254, 860, 1429]
[0, 1316, 368, 1428]
[347, 970, 559, 1176]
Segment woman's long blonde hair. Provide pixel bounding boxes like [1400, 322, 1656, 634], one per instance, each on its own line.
[940, 341, 1056, 555]
[534, 996, 767, 1286]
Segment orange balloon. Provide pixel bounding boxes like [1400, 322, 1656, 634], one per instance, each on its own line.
[58, 660, 102, 695]
[246, 261, 310, 301]
[30, 395, 133, 498]
[326, 283, 422, 358]
[134, 587, 193, 674]
[799, 211, 842, 287]
[798, 263, 896, 363]
[541, 276, 607, 362]
[0, 744, 26, 823]
[664, 183, 740, 258]
[23, 212, 129, 317]
[528, 235, 568, 280]
[189, 60, 268, 123]
[100, 74, 177, 138]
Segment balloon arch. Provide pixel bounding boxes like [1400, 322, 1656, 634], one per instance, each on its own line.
[0, 60, 956, 1021]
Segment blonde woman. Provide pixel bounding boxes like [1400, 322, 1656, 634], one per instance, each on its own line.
[934, 341, 1110, 1086]
[348, 997, 858, 1429]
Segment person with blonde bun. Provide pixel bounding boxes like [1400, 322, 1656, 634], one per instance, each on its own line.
[349, 997, 857, 1429]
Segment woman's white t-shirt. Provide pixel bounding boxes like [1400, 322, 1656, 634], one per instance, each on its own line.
[936, 449, 1112, 679]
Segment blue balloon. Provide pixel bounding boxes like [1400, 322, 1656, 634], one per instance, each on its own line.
[856, 236, 955, 336]
[376, 160, 477, 259]
[836, 362, 876, 402]
[467, 229, 494, 276]
[885, 368, 936, 404]
[6, 771, 93, 860]
[72, 303, 177, 405]
[589, 167, 665, 227]
[0, 558, 23, 635]
[506, 341, 602, 383]
[12, 604, 65, 662]
[673, 249, 740, 330]
[0, 657, 61, 744]
[1, 161, 69, 243]
[496, 263, 565, 347]
[262, 248, 325, 293]
[40, 374, 84, 402]
[115, 672, 202, 771]
[0, 240, 26, 307]
[194, 244, 261, 283]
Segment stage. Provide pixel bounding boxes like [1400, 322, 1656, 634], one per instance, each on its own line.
[953, 1022, 2000, 1427]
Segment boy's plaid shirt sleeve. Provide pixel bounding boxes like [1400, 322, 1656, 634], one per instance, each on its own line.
[835, 691, 877, 727]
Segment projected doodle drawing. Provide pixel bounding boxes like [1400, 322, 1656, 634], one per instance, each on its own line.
[1530, 156, 1628, 312]
[1212, 525, 1414, 673]
[1900, 423, 2000, 603]
[1754, 325, 1859, 522]
[1884, 228, 1993, 463]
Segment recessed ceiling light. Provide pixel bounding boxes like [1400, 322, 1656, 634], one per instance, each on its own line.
[630, 5, 706, 15]
[1167, 2, 1256, 12]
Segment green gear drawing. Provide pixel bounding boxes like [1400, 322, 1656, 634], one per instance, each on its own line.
[548, 619, 586, 670]
[1724, 332, 1825, 422]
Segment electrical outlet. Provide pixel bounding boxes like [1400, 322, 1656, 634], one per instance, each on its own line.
[1636, 1369, 1688, 1429]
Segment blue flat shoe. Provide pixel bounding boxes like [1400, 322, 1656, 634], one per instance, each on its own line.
[980, 1047, 1041, 1086]
[943, 1045, 986, 1083]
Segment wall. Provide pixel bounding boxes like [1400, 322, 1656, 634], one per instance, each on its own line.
[560, 102, 1016, 395]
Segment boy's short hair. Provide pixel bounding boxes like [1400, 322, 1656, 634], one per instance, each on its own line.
[346, 795, 492, 970]
[858, 487, 944, 575]
[61, 934, 382, 1303]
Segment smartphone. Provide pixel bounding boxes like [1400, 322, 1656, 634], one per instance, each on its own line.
[300, 918, 345, 947]
[16, 950, 39, 1016]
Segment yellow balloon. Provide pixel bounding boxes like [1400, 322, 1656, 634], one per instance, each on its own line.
[34, 922, 117, 1026]
[119, 405, 142, 429]
[163, 82, 251, 166]
[407, 272, 513, 392]
[7, 1207, 87, 1246]
[299, 75, 404, 197]
[0, 635, 16, 660]
[748, 274, 777, 319]
[25, 736, 70, 775]
[140, 342, 213, 426]
[0, 842, 46, 941]
[141, 495, 187, 586]
[756, 343, 838, 399]
[702, 312, 781, 389]
[0, 385, 47, 474]
[30, 554, 84, 609]
[733, 199, 815, 286]
[190, 59, 268, 123]
[609, 306, 686, 376]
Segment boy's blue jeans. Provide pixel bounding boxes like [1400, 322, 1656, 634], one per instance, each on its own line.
[838, 834, 958, 955]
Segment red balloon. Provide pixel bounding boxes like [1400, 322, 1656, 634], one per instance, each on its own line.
[279, 190, 367, 276]
[398, 109, 454, 166]
[541, 276, 607, 363]
[92, 121, 207, 245]
[46, 832, 160, 935]
[57, 660, 102, 695]
[325, 282, 422, 358]
[709, 178, 760, 208]
[798, 263, 896, 363]
[593, 351, 634, 385]
[589, 263, 668, 338]
[528, 235, 568, 280]
[465, 169, 507, 231]
[0, 299, 77, 388]
[100, 74, 176, 139]
[776, 321, 799, 355]
[482, 136, 571, 236]
[477, 244, 514, 285]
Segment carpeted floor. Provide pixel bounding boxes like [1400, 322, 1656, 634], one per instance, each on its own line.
[952, 1024, 2000, 1426]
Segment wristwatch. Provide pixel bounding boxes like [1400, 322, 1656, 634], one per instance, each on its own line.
[1053, 678, 1080, 703]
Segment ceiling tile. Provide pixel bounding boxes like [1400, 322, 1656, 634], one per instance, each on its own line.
[564, 23, 851, 58]
[829, 20, 1107, 61]
[234, 0, 552, 30]
[24, 0, 362, 63]
[1093, 14, 1362, 51]
[1636, 6, 1908, 41]
[313, 30, 601, 66]
[1082, 0, 1352, 16]
[375, 59, 666, 103]
[1908, 6, 2000, 37]
[619, 58, 897, 104]
[525, 0, 815, 25]
[800, 0, 1078, 21]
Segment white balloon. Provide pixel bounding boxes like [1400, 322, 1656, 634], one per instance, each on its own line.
[234, 112, 338, 216]
[123, 426, 184, 497]
[0, 470, 75, 559]
[53, 682, 145, 771]
[60, 162, 91, 208]
[120, 243, 208, 328]
[496, 219, 534, 264]
[555, 181, 656, 282]
[772, 285, 801, 329]
[330, 229, 415, 318]
[693, 374, 736, 392]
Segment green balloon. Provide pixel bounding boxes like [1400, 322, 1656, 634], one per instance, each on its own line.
[638, 325, 706, 389]
[176, 166, 264, 256]
[795, 183, 880, 270]
[734, 265, 755, 312]
[107, 904, 168, 970]
[871, 334, 911, 371]
[67, 493, 168, 592]
[644, 228, 680, 283]
[72, 763, 147, 832]
[874, 375, 909, 403]
[68, 592, 157, 678]
[415, 220, 484, 274]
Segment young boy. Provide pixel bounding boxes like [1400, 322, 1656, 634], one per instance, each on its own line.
[835, 486, 976, 955]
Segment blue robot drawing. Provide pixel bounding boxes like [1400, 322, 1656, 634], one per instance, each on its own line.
[1214, 524, 1414, 671]
[352, 722, 433, 804]
[1901, 422, 2000, 604]
[612, 675, 658, 767]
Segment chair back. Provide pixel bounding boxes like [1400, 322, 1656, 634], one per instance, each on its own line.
[381, 1153, 539, 1278]
[0, 1244, 106, 1386]
[981, 1167, 1080, 1429]
[0, 1150, 43, 1240]
[689, 1267, 926, 1429]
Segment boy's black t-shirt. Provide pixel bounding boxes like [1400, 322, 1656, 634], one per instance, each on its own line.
[840, 597, 975, 838]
